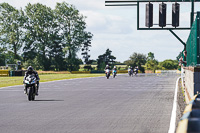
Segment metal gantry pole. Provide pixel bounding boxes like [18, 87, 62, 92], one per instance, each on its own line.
[191, 0, 195, 27]
[137, 2, 139, 30]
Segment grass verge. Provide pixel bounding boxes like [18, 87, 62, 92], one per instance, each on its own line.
[0, 74, 104, 88]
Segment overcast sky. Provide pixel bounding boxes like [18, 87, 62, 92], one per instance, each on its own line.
[1, 0, 200, 62]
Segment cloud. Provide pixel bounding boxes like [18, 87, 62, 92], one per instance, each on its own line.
[67, 0, 104, 10]
[81, 10, 134, 34]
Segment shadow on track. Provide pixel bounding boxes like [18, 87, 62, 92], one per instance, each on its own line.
[34, 100, 64, 102]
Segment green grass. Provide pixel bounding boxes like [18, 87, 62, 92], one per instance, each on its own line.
[0, 74, 104, 88]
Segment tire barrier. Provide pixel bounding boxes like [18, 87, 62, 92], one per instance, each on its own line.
[176, 93, 200, 133]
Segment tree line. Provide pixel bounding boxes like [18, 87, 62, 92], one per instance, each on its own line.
[0, 2, 92, 71]
[91, 50, 179, 72]
[124, 52, 179, 73]
[0, 2, 179, 72]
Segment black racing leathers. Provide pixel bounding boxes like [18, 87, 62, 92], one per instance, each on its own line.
[24, 71, 40, 94]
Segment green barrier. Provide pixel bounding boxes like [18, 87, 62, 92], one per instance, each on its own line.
[186, 12, 200, 66]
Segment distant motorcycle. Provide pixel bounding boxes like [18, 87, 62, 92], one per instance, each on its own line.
[105, 69, 111, 79]
[134, 68, 138, 75]
[128, 69, 133, 77]
[112, 69, 117, 78]
[24, 75, 37, 101]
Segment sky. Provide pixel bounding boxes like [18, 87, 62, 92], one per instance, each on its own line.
[1, 0, 200, 62]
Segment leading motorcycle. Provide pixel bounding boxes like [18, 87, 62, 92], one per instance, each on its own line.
[105, 69, 111, 79]
[24, 75, 37, 101]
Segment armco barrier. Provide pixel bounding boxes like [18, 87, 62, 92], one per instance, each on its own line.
[0, 70, 9, 76]
[176, 93, 200, 133]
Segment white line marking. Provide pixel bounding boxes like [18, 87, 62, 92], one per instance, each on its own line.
[168, 76, 180, 133]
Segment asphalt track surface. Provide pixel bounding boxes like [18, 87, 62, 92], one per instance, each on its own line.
[0, 73, 179, 133]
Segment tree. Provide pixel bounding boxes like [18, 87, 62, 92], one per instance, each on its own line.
[147, 52, 155, 61]
[159, 59, 179, 70]
[97, 49, 116, 70]
[0, 47, 6, 66]
[23, 3, 60, 70]
[81, 32, 93, 71]
[0, 3, 24, 59]
[145, 59, 159, 71]
[0, 2, 93, 71]
[54, 2, 92, 71]
[124, 52, 146, 72]
[145, 52, 159, 71]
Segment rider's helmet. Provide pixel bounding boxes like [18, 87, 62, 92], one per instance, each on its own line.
[114, 66, 116, 68]
[129, 66, 130, 68]
[106, 64, 109, 67]
[27, 66, 33, 72]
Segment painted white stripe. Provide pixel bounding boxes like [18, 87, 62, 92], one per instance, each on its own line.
[168, 77, 181, 133]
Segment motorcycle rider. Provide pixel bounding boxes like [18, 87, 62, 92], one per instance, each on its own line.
[113, 66, 117, 71]
[23, 66, 40, 95]
[112, 66, 117, 77]
[134, 66, 139, 74]
[128, 66, 133, 71]
[128, 66, 133, 76]
[105, 64, 110, 70]
[104, 64, 111, 77]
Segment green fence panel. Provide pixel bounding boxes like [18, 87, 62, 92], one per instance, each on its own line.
[186, 12, 200, 66]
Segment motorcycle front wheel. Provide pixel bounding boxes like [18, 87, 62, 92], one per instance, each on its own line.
[28, 87, 35, 101]
[106, 73, 109, 79]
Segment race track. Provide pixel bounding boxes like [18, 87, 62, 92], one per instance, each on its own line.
[0, 73, 179, 133]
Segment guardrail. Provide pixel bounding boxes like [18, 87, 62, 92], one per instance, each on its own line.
[0, 70, 9, 76]
[176, 93, 200, 133]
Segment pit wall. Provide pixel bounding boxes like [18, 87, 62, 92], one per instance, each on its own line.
[184, 67, 200, 104]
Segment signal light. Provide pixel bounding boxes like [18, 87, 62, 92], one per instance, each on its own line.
[172, 3, 180, 27]
[145, 3, 153, 27]
[159, 3, 167, 27]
